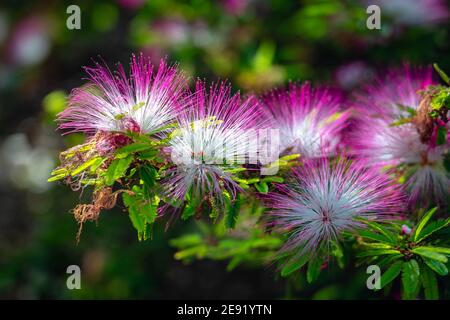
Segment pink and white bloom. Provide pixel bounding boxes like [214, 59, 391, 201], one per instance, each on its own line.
[349, 65, 449, 207]
[164, 81, 266, 203]
[266, 157, 404, 256]
[261, 83, 349, 158]
[58, 54, 187, 136]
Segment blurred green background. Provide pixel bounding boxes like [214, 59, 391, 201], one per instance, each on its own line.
[0, 0, 449, 299]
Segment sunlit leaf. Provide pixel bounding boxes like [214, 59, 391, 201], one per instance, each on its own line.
[412, 247, 448, 263]
[71, 156, 103, 176]
[105, 155, 133, 186]
[306, 257, 322, 283]
[423, 258, 448, 276]
[379, 261, 403, 289]
[401, 259, 420, 298]
[433, 63, 450, 85]
[421, 264, 439, 300]
[281, 254, 309, 277]
[413, 207, 437, 242]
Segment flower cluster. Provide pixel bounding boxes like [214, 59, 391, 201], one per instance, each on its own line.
[348, 65, 450, 208]
[50, 54, 449, 265]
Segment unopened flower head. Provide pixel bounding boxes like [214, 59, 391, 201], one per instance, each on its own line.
[58, 54, 187, 136]
[261, 83, 348, 158]
[165, 80, 267, 203]
[349, 65, 449, 207]
[266, 157, 404, 257]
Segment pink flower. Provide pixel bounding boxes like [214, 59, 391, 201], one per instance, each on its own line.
[58, 54, 188, 136]
[266, 157, 404, 256]
[261, 83, 349, 158]
[349, 65, 449, 208]
[163, 80, 266, 204]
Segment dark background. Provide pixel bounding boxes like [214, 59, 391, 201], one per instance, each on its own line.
[0, 0, 449, 299]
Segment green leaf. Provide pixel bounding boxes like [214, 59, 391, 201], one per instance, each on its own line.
[331, 242, 345, 269]
[89, 157, 105, 173]
[421, 265, 439, 300]
[140, 165, 157, 189]
[128, 204, 145, 237]
[359, 242, 393, 250]
[281, 255, 309, 277]
[255, 182, 269, 194]
[123, 193, 144, 235]
[358, 230, 393, 244]
[436, 127, 447, 146]
[115, 143, 151, 158]
[413, 207, 437, 242]
[209, 199, 219, 222]
[306, 257, 322, 283]
[416, 246, 450, 256]
[227, 256, 244, 271]
[377, 254, 403, 269]
[174, 246, 207, 261]
[48, 168, 69, 182]
[123, 192, 158, 241]
[402, 259, 420, 298]
[356, 249, 400, 258]
[364, 221, 397, 244]
[181, 204, 196, 220]
[430, 87, 450, 112]
[380, 261, 403, 289]
[139, 149, 158, 159]
[279, 154, 300, 162]
[169, 234, 203, 249]
[224, 195, 240, 229]
[47, 173, 67, 182]
[261, 176, 284, 183]
[71, 156, 102, 176]
[412, 247, 448, 263]
[423, 257, 448, 276]
[105, 155, 133, 186]
[416, 218, 450, 242]
[433, 63, 450, 85]
[143, 197, 158, 222]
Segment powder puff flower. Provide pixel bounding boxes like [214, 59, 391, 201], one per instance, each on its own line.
[349, 65, 449, 207]
[266, 157, 404, 256]
[58, 54, 187, 136]
[353, 65, 435, 120]
[164, 81, 266, 204]
[261, 83, 349, 158]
